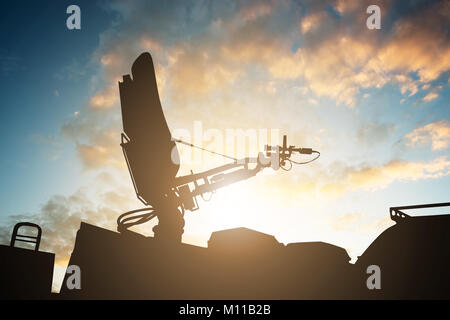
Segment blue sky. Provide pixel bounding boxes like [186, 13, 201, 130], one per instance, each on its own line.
[0, 1, 111, 214]
[0, 0, 449, 291]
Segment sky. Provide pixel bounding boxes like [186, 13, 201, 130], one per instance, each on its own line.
[0, 0, 449, 292]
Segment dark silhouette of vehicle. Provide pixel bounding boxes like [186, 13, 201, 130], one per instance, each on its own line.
[55, 202, 450, 299]
[353, 203, 450, 299]
[2, 204, 449, 299]
[0, 223, 54, 299]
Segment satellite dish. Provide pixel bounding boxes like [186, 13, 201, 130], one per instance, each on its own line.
[119, 52, 180, 205]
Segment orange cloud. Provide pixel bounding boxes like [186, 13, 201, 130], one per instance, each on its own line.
[75, 130, 126, 170]
[294, 1, 448, 106]
[394, 75, 418, 97]
[100, 53, 120, 67]
[87, 0, 449, 111]
[334, 0, 360, 14]
[423, 92, 439, 102]
[300, 37, 374, 106]
[89, 85, 119, 109]
[167, 45, 242, 98]
[139, 37, 163, 53]
[375, 2, 450, 83]
[405, 120, 450, 150]
[301, 12, 325, 34]
[346, 156, 450, 191]
[239, 2, 273, 22]
[255, 155, 450, 202]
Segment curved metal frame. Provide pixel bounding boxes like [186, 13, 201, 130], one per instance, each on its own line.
[390, 202, 450, 222]
[10, 222, 42, 251]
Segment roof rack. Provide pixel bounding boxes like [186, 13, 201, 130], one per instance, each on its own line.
[390, 202, 450, 222]
[10, 222, 42, 251]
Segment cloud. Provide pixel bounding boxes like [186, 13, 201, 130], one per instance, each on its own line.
[334, 0, 360, 14]
[423, 92, 439, 102]
[294, 0, 448, 106]
[301, 12, 325, 34]
[76, 143, 124, 170]
[300, 37, 374, 107]
[166, 44, 242, 99]
[89, 84, 119, 109]
[345, 156, 450, 191]
[405, 120, 450, 150]
[394, 75, 418, 97]
[75, 0, 449, 127]
[256, 155, 450, 201]
[60, 99, 126, 171]
[239, 1, 274, 22]
[375, 1, 450, 83]
[75, 129, 125, 171]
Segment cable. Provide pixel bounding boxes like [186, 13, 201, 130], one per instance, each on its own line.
[117, 202, 186, 233]
[289, 151, 321, 165]
[280, 159, 293, 171]
[173, 138, 238, 161]
[117, 207, 157, 232]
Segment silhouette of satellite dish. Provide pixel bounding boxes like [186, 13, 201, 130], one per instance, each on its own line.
[119, 52, 180, 206]
[116, 52, 319, 238]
